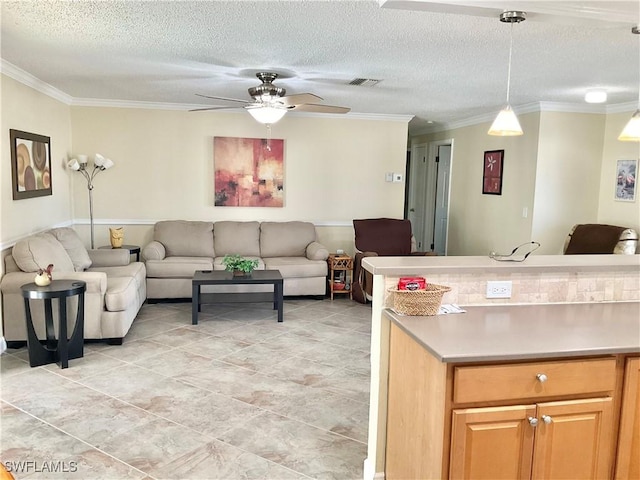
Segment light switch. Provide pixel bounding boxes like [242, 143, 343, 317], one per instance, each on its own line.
[385, 173, 393, 182]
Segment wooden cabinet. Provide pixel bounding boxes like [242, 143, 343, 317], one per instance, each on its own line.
[615, 357, 640, 479]
[385, 323, 624, 480]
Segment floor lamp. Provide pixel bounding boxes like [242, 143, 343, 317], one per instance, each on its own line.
[67, 154, 114, 249]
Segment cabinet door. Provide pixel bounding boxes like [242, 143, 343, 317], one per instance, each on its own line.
[450, 405, 536, 480]
[615, 357, 640, 480]
[532, 398, 613, 480]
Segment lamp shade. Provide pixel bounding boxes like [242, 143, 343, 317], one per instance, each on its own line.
[94, 153, 106, 166]
[67, 159, 80, 171]
[488, 105, 523, 136]
[618, 110, 640, 141]
[102, 158, 115, 169]
[246, 105, 287, 124]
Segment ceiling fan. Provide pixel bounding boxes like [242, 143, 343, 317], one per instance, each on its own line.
[190, 72, 350, 124]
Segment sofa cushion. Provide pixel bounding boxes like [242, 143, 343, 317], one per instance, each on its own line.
[88, 263, 146, 291]
[146, 257, 214, 278]
[155, 221, 214, 257]
[50, 227, 92, 271]
[214, 221, 260, 257]
[12, 232, 75, 273]
[263, 257, 327, 278]
[104, 276, 137, 312]
[260, 222, 317, 258]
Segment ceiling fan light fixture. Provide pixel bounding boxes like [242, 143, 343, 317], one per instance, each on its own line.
[488, 105, 523, 136]
[618, 109, 640, 141]
[585, 89, 607, 104]
[246, 105, 287, 124]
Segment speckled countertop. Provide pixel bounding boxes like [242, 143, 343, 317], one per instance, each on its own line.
[385, 302, 640, 363]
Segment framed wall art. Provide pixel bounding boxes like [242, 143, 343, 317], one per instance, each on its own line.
[214, 136, 284, 207]
[615, 159, 636, 202]
[10, 129, 52, 200]
[482, 149, 504, 195]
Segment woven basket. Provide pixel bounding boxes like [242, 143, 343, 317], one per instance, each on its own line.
[388, 284, 451, 316]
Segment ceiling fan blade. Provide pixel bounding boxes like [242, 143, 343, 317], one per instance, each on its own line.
[279, 93, 323, 107]
[189, 106, 240, 112]
[195, 93, 249, 104]
[290, 104, 350, 114]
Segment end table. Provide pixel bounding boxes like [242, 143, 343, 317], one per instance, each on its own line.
[327, 254, 353, 300]
[20, 280, 86, 368]
[98, 244, 141, 262]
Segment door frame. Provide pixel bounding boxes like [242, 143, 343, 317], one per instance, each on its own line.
[425, 139, 453, 255]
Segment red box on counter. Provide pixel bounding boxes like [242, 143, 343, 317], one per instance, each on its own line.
[397, 277, 426, 291]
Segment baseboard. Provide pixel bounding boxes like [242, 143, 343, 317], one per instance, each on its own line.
[363, 458, 385, 480]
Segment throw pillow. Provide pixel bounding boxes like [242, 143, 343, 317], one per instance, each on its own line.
[50, 227, 92, 271]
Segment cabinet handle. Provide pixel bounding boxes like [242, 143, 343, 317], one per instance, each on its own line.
[528, 417, 539, 427]
[536, 373, 548, 383]
[542, 415, 552, 424]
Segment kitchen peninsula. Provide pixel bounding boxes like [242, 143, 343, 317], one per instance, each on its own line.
[361, 254, 639, 480]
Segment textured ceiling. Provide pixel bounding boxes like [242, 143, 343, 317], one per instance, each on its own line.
[1, 1, 638, 135]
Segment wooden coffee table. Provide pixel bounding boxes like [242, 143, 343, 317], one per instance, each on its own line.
[192, 270, 284, 324]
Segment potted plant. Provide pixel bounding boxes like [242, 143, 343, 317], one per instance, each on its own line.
[222, 254, 259, 276]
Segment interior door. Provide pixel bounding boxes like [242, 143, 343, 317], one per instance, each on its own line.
[407, 144, 427, 250]
[433, 144, 451, 255]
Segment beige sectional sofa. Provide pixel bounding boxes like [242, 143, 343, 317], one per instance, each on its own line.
[1, 227, 146, 345]
[142, 220, 329, 299]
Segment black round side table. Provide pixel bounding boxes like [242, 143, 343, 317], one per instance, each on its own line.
[20, 280, 86, 369]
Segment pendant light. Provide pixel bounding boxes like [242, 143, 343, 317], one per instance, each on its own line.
[619, 26, 640, 142]
[488, 11, 526, 136]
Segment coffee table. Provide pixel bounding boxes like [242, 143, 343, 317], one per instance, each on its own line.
[192, 270, 284, 325]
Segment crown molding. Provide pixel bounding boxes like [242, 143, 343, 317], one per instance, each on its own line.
[0, 59, 73, 104]
[415, 100, 637, 136]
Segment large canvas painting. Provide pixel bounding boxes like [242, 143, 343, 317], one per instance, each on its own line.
[214, 137, 284, 207]
[10, 129, 52, 200]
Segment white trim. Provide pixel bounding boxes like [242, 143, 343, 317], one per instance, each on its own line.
[0, 220, 74, 251]
[363, 457, 385, 480]
[0, 60, 73, 104]
[415, 100, 638, 136]
[72, 219, 354, 228]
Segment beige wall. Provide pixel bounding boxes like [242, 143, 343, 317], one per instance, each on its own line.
[1, 75, 73, 245]
[598, 111, 640, 232]
[68, 107, 409, 252]
[414, 112, 540, 256]
[532, 112, 605, 254]
[414, 109, 638, 256]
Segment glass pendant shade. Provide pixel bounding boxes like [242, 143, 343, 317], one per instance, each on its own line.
[488, 105, 523, 136]
[618, 109, 640, 141]
[246, 106, 287, 124]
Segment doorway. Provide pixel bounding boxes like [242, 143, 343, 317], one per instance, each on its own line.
[406, 139, 453, 255]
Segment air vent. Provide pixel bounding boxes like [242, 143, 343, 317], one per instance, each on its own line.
[349, 78, 381, 87]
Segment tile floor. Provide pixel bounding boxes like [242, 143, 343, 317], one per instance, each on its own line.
[1, 298, 372, 479]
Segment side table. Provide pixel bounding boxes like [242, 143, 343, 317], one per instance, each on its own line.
[20, 280, 86, 369]
[327, 254, 353, 300]
[98, 244, 141, 262]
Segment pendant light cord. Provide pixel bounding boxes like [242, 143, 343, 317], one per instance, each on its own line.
[506, 21, 514, 104]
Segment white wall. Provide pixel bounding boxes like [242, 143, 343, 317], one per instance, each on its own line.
[1, 75, 73, 245]
[598, 111, 640, 233]
[414, 112, 540, 256]
[532, 112, 605, 254]
[68, 107, 409, 252]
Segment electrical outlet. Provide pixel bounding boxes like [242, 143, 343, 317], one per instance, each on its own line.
[486, 280, 512, 299]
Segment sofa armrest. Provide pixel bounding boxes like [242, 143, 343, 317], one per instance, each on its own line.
[0, 271, 107, 295]
[88, 249, 130, 267]
[306, 241, 329, 261]
[142, 241, 166, 261]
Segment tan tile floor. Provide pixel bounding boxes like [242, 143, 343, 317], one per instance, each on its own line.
[1, 298, 371, 479]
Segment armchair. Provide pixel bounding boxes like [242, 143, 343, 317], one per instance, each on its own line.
[352, 218, 435, 304]
[563, 224, 638, 255]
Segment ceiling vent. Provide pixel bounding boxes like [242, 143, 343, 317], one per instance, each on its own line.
[349, 78, 381, 87]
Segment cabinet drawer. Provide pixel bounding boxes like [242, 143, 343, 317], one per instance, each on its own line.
[453, 358, 616, 404]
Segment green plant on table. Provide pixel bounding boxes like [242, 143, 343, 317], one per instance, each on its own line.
[222, 254, 259, 274]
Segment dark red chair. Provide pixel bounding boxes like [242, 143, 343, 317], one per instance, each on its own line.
[352, 218, 435, 303]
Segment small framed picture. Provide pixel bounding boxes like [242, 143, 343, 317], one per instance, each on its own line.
[10, 129, 52, 200]
[615, 159, 636, 202]
[482, 149, 504, 195]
